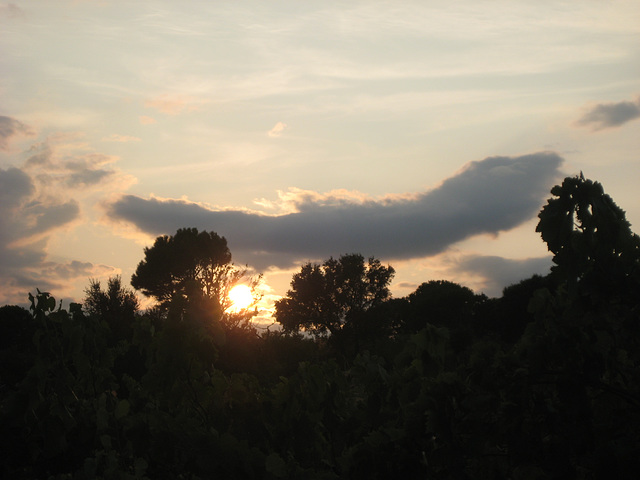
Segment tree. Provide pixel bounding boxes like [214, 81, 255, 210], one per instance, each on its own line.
[402, 280, 483, 334]
[83, 275, 138, 342]
[486, 274, 556, 343]
[520, 174, 640, 475]
[274, 253, 395, 336]
[132, 228, 232, 304]
[536, 173, 640, 297]
[131, 227, 260, 334]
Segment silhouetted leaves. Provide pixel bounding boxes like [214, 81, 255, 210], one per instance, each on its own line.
[274, 254, 395, 336]
[2, 175, 640, 478]
[131, 227, 233, 308]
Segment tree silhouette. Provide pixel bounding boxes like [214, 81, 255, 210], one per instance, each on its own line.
[274, 253, 395, 336]
[402, 280, 483, 333]
[523, 174, 640, 475]
[536, 173, 640, 296]
[83, 275, 138, 342]
[131, 228, 234, 308]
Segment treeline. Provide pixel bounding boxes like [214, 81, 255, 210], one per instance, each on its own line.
[1, 174, 639, 479]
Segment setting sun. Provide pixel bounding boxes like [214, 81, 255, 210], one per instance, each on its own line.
[228, 284, 253, 311]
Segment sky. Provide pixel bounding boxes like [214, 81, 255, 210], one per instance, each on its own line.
[1, 1, 639, 325]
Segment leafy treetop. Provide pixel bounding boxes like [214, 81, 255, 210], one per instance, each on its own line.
[131, 227, 232, 307]
[536, 173, 640, 295]
[274, 253, 395, 336]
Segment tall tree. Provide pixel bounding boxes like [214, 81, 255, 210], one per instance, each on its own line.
[131, 228, 233, 306]
[274, 253, 395, 335]
[131, 227, 260, 332]
[522, 174, 640, 474]
[536, 173, 640, 297]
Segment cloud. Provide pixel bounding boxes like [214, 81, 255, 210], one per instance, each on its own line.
[144, 94, 202, 115]
[0, 115, 35, 151]
[0, 3, 25, 19]
[450, 254, 552, 297]
[0, 166, 82, 303]
[139, 116, 157, 125]
[102, 134, 141, 143]
[268, 121, 288, 137]
[0, 166, 79, 245]
[575, 96, 640, 131]
[0, 128, 135, 305]
[105, 152, 563, 270]
[24, 139, 134, 191]
[396, 281, 419, 290]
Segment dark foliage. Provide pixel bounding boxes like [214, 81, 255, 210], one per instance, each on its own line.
[0, 305, 35, 388]
[274, 253, 395, 336]
[1, 174, 639, 478]
[84, 276, 139, 343]
[131, 227, 232, 308]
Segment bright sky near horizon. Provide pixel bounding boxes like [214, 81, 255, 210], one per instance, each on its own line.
[1, 1, 639, 325]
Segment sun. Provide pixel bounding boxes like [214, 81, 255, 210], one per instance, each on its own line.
[228, 284, 253, 312]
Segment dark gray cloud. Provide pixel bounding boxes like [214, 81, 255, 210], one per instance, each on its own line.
[24, 143, 53, 167]
[0, 167, 80, 247]
[0, 166, 34, 209]
[23, 201, 80, 238]
[0, 166, 81, 262]
[0, 164, 107, 305]
[0, 115, 34, 151]
[48, 260, 99, 280]
[0, 128, 135, 304]
[453, 254, 553, 297]
[106, 152, 563, 269]
[575, 96, 640, 131]
[66, 167, 114, 187]
[0, 169, 72, 303]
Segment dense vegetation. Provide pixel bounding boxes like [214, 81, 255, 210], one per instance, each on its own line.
[1, 174, 639, 479]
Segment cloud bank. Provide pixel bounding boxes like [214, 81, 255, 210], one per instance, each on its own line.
[0, 120, 133, 305]
[575, 96, 640, 131]
[0, 165, 87, 302]
[106, 152, 563, 270]
[0, 115, 34, 151]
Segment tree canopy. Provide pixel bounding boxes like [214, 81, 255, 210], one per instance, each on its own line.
[403, 280, 484, 333]
[536, 173, 640, 294]
[131, 227, 233, 308]
[84, 276, 138, 342]
[274, 253, 395, 336]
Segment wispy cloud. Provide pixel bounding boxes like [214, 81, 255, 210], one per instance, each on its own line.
[0, 126, 134, 305]
[0, 115, 35, 151]
[24, 139, 134, 190]
[0, 165, 83, 302]
[102, 134, 141, 143]
[268, 121, 287, 137]
[0, 3, 25, 20]
[105, 152, 563, 270]
[574, 96, 640, 131]
[144, 94, 203, 115]
[139, 116, 157, 125]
